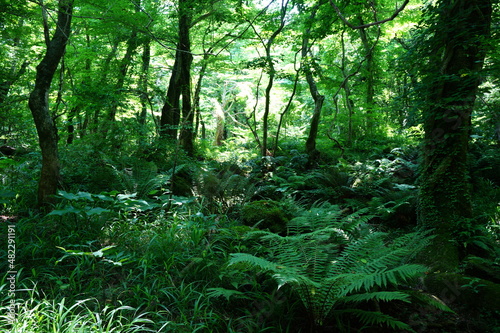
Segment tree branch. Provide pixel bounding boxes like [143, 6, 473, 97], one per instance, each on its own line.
[329, 0, 410, 29]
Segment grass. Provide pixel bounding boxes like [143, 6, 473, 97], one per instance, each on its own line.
[0, 294, 162, 333]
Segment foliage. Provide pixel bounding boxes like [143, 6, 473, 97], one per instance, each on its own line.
[0, 0, 499, 331]
[0, 295, 159, 333]
[228, 204, 437, 330]
[240, 200, 291, 233]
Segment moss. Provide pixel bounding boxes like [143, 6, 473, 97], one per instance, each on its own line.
[418, 232, 460, 272]
[240, 200, 289, 233]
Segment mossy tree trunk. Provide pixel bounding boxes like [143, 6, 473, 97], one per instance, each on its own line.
[28, 0, 74, 207]
[418, 0, 492, 270]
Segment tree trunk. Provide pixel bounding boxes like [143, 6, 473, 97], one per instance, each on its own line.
[303, 2, 325, 160]
[160, 49, 182, 139]
[28, 0, 74, 207]
[260, 0, 289, 156]
[358, 25, 376, 133]
[418, 0, 492, 270]
[138, 38, 151, 126]
[193, 53, 210, 139]
[214, 100, 225, 146]
[107, 30, 139, 123]
[91, 40, 119, 132]
[177, 0, 194, 155]
[160, 0, 194, 155]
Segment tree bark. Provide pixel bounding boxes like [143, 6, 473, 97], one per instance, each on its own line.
[259, 0, 289, 156]
[177, 0, 194, 156]
[138, 38, 151, 126]
[160, 49, 182, 139]
[193, 53, 210, 139]
[28, 0, 74, 206]
[418, 0, 492, 270]
[358, 25, 376, 133]
[160, 0, 193, 157]
[303, 2, 325, 160]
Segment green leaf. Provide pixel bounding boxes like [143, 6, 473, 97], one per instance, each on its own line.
[85, 207, 111, 216]
[47, 205, 82, 216]
[57, 190, 94, 201]
[92, 245, 116, 257]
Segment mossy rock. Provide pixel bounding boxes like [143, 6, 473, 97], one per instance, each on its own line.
[241, 200, 289, 233]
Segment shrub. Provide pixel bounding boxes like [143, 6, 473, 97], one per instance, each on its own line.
[240, 200, 290, 234]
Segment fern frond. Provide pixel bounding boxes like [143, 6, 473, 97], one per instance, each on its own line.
[339, 264, 427, 293]
[406, 290, 454, 313]
[330, 232, 387, 274]
[334, 309, 413, 331]
[228, 253, 282, 272]
[340, 291, 411, 304]
[229, 209, 432, 329]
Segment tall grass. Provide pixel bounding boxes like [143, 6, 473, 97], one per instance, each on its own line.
[0, 297, 164, 333]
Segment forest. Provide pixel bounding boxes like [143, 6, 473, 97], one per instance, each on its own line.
[1, 0, 499, 332]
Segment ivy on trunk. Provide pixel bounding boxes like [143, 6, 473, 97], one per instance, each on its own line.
[417, 0, 492, 270]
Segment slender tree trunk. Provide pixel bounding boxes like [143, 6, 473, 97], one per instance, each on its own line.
[92, 40, 119, 131]
[193, 53, 210, 138]
[274, 68, 299, 154]
[303, 2, 325, 160]
[358, 26, 376, 133]
[418, 0, 492, 270]
[108, 30, 139, 123]
[260, 0, 289, 156]
[245, 70, 263, 149]
[261, 59, 275, 156]
[67, 106, 79, 144]
[138, 38, 151, 126]
[28, 0, 74, 206]
[340, 31, 354, 146]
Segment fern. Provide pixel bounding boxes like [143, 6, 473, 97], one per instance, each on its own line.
[228, 207, 432, 329]
[113, 160, 168, 198]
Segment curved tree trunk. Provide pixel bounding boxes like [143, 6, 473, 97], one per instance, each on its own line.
[302, 2, 325, 160]
[418, 0, 492, 270]
[28, 0, 74, 207]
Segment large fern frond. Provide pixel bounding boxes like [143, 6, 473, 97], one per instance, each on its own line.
[334, 309, 412, 331]
[229, 207, 432, 328]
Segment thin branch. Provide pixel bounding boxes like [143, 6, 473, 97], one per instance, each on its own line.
[329, 0, 410, 29]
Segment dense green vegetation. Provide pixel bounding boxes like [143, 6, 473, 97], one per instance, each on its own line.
[1, 0, 499, 332]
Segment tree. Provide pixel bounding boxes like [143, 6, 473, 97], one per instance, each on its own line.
[28, 0, 74, 206]
[248, 0, 291, 156]
[302, 0, 326, 159]
[417, 0, 492, 270]
[160, 0, 194, 156]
